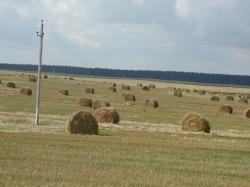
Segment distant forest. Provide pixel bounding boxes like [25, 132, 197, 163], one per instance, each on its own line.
[0, 63, 250, 86]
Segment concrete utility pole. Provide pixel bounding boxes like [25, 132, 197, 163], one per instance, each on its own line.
[35, 20, 45, 126]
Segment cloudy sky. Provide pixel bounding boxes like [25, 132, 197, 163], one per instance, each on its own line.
[0, 0, 250, 75]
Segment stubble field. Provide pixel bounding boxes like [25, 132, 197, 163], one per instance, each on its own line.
[0, 70, 249, 186]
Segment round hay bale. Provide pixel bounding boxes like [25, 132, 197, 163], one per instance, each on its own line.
[219, 105, 233, 114]
[145, 99, 159, 108]
[181, 113, 210, 133]
[174, 90, 182, 97]
[43, 74, 48, 79]
[85, 88, 94, 94]
[78, 98, 92, 108]
[109, 86, 117, 92]
[122, 85, 130, 90]
[142, 86, 150, 91]
[149, 84, 156, 89]
[66, 111, 98, 135]
[94, 107, 120, 124]
[29, 77, 37, 83]
[112, 83, 116, 87]
[69, 77, 74, 80]
[225, 96, 234, 101]
[124, 94, 136, 102]
[247, 95, 250, 99]
[244, 109, 250, 118]
[239, 98, 248, 104]
[59, 89, 69, 96]
[199, 90, 206, 95]
[7, 82, 15, 88]
[20, 88, 32, 96]
[92, 100, 111, 110]
[193, 89, 199, 93]
[211, 96, 220, 101]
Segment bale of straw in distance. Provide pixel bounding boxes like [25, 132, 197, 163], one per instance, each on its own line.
[66, 111, 98, 135]
[109, 86, 117, 92]
[219, 105, 233, 114]
[149, 84, 156, 89]
[43, 74, 48, 79]
[112, 83, 116, 87]
[85, 87, 95, 94]
[78, 98, 92, 108]
[137, 83, 143, 87]
[145, 98, 159, 108]
[239, 97, 248, 104]
[59, 89, 69, 96]
[181, 113, 210, 133]
[142, 86, 150, 91]
[193, 89, 199, 93]
[92, 100, 111, 110]
[211, 96, 220, 101]
[94, 107, 120, 124]
[29, 77, 37, 83]
[7, 82, 15, 88]
[199, 90, 206, 95]
[174, 90, 182, 97]
[225, 95, 234, 101]
[122, 85, 130, 90]
[69, 77, 74, 80]
[124, 94, 136, 102]
[20, 88, 32, 96]
[244, 109, 250, 118]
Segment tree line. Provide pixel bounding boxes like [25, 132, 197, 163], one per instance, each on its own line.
[0, 63, 250, 86]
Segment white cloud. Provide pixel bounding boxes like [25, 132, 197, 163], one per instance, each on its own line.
[175, 0, 190, 18]
[39, 0, 102, 48]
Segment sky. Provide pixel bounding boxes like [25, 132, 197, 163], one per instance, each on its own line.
[0, 0, 250, 75]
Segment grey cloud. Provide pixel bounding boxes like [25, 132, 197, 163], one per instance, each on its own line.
[0, 0, 250, 75]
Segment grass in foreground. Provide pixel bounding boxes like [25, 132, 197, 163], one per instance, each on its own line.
[0, 131, 250, 187]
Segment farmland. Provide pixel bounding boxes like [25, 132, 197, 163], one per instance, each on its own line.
[0, 70, 250, 186]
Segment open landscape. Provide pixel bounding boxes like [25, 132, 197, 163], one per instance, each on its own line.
[1, 1, 250, 186]
[0, 70, 249, 186]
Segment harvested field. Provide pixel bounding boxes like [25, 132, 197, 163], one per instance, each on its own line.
[0, 70, 250, 186]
